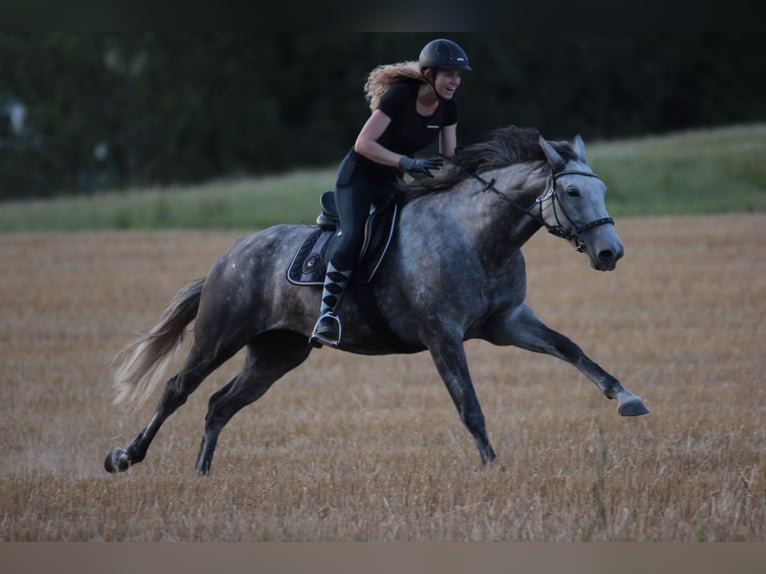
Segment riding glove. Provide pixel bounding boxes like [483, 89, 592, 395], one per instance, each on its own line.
[398, 156, 443, 178]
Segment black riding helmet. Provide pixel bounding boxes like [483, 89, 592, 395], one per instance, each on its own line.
[418, 38, 472, 72]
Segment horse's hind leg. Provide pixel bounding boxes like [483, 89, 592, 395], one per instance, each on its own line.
[194, 331, 312, 475]
[105, 339, 242, 473]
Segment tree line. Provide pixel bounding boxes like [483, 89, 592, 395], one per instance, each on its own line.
[1, 33, 763, 200]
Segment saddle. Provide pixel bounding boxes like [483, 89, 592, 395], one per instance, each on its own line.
[287, 191, 399, 287]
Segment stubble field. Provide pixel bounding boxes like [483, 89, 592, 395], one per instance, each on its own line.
[1, 214, 764, 541]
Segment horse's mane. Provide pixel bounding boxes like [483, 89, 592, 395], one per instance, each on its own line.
[406, 125, 578, 195]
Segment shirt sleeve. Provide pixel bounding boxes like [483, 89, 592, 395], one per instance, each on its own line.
[377, 82, 412, 120]
[443, 99, 458, 126]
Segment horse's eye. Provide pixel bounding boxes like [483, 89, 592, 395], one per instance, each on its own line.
[566, 187, 581, 197]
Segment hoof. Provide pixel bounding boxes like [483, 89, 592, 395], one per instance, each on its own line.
[104, 447, 131, 473]
[618, 397, 650, 417]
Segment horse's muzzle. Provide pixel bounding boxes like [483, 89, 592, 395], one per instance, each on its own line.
[584, 228, 624, 271]
[594, 245, 624, 271]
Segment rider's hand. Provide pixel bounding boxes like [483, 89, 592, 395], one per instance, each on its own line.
[398, 156, 443, 178]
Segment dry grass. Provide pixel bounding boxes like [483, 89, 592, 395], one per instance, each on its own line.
[1, 215, 764, 541]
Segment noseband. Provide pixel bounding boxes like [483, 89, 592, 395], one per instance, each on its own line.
[469, 168, 614, 253]
[535, 170, 615, 252]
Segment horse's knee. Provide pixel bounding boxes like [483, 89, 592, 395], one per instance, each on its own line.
[554, 336, 583, 361]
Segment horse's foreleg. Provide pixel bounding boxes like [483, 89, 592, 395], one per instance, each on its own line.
[195, 332, 313, 475]
[424, 333, 496, 466]
[490, 304, 649, 416]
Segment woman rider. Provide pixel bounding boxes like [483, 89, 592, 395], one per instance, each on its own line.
[311, 38, 472, 347]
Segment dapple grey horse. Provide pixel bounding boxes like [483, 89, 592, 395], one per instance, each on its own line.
[105, 126, 648, 475]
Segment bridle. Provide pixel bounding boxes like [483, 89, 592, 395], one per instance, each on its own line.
[469, 168, 614, 253]
[535, 170, 615, 252]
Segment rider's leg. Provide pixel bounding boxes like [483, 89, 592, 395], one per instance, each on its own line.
[311, 152, 371, 346]
[311, 261, 352, 346]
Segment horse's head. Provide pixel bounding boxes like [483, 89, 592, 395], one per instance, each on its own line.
[537, 135, 623, 271]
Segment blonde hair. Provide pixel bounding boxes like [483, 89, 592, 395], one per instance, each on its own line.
[364, 61, 426, 111]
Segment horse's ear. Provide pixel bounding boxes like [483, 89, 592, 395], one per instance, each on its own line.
[573, 134, 586, 162]
[539, 136, 565, 171]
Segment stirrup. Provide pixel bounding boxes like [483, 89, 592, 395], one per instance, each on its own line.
[310, 311, 342, 347]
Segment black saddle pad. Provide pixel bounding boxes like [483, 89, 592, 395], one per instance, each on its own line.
[287, 202, 398, 286]
[287, 228, 333, 285]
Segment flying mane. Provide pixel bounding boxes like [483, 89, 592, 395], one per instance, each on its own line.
[406, 125, 578, 195]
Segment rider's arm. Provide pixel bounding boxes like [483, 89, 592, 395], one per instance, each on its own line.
[353, 109, 403, 168]
[439, 123, 458, 158]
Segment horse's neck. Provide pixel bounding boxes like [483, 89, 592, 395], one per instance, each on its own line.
[403, 163, 548, 271]
[471, 163, 548, 250]
[402, 164, 548, 274]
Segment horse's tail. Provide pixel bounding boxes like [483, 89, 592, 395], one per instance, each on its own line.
[112, 277, 205, 410]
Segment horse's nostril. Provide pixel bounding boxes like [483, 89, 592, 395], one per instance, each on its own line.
[598, 249, 614, 262]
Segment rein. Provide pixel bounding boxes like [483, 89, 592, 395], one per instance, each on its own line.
[468, 168, 614, 252]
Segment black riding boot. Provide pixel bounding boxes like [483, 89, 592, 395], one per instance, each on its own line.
[310, 262, 351, 347]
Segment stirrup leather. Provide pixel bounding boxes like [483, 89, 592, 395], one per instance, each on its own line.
[310, 311, 342, 347]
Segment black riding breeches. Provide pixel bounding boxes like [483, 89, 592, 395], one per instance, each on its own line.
[330, 151, 398, 270]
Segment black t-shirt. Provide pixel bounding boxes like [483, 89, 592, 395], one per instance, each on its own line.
[376, 80, 458, 157]
[348, 80, 459, 184]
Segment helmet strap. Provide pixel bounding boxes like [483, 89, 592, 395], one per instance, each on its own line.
[421, 68, 444, 101]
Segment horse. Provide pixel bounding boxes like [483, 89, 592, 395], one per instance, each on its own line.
[104, 126, 649, 475]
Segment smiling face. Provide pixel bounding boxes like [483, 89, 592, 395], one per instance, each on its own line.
[432, 69, 462, 99]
